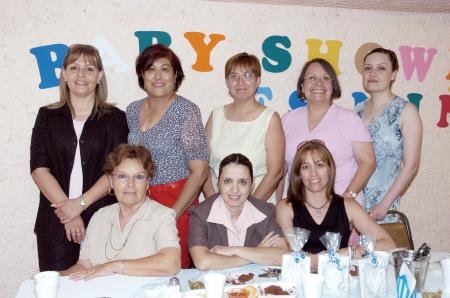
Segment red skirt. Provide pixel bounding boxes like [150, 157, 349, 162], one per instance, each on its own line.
[148, 178, 197, 269]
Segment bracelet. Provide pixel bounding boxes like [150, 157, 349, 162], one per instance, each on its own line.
[120, 259, 124, 274]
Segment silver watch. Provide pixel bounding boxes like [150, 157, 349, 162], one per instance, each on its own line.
[80, 195, 87, 210]
[348, 190, 357, 199]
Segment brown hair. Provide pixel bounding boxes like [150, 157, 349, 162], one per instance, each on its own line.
[218, 153, 254, 183]
[296, 58, 341, 101]
[225, 52, 261, 79]
[135, 44, 185, 91]
[104, 144, 155, 179]
[287, 140, 336, 204]
[364, 47, 399, 71]
[49, 44, 111, 117]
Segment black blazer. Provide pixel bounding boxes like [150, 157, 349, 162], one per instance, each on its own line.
[30, 104, 128, 242]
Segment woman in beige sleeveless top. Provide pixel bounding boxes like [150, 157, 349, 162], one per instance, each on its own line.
[202, 52, 285, 204]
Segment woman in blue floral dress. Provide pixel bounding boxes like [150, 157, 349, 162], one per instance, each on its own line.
[355, 48, 422, 223]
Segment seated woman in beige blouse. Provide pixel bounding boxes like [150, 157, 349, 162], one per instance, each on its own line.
[62, 144, 180, 280]
[189, 153, 289, 270]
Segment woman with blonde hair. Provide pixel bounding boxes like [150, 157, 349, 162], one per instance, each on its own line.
[31, 44, 128, 271]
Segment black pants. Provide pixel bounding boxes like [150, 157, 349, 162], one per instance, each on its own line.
[37, 235, 80, 271]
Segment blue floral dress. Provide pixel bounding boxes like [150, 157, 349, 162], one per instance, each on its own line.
[355, 96, 408, 223]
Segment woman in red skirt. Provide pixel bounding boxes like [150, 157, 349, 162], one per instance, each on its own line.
[126, 44, 208, 268]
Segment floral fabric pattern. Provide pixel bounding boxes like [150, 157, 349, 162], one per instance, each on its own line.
[355, 96, 408, 223]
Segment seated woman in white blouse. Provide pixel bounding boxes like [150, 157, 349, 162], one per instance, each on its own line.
[62, 144, 180, 280]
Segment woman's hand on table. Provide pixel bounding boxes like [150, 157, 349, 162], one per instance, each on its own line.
[64, 216, 85, 243]
[257, 232, 280, 248]
[53, 198, 83, 223]
[69, 262, 115, 281]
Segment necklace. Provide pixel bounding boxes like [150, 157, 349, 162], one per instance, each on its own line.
[104, 218, 140, 260]
[305, 199, 330, 217]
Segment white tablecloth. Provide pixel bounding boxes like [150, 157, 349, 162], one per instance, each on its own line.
[16, 252, 449, 298]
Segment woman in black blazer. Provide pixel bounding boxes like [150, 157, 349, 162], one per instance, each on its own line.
[30, 44, 128, 271]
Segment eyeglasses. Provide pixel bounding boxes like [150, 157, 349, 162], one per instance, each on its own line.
[112, 172, 148, 184]
[227, 72, 256, 82]
[304, 74, 331, 84]
[296, 139, 326, 151]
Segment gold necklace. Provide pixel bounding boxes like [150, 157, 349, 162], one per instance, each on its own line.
[104, 218, 140, 260]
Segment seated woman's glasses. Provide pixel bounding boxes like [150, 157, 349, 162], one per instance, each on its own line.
[112, 172, 147, 184]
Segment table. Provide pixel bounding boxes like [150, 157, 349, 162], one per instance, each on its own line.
[16, 253, 449, 298]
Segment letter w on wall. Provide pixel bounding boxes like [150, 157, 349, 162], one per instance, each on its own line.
[398, 46, 437, 81]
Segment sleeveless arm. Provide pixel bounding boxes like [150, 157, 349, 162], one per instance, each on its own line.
[370, 103, 422, 220]
[253, 112, 285, 201]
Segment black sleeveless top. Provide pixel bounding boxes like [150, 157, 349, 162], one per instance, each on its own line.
[292, 194, 350, 254]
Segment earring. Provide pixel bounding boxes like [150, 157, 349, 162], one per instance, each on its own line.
[97, 81, 100, 85]
[108, 187, 114, 196]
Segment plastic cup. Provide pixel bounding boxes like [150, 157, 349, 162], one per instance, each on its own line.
[302, 273, 324, 298]
[204, 273, 226, 298]
[441, 257, 450, 294]
[33, 271, 60, 298]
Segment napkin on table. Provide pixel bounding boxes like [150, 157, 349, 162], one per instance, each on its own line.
[396, 263, 416, 298]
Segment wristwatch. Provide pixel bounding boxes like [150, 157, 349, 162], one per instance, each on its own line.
[347, 190, 357, 199]
[79, 195, 87, 210]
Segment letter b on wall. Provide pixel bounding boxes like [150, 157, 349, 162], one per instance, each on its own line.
[30, 44, 69, 89]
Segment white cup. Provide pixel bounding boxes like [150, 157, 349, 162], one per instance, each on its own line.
[203, 273, 226, 298]
[302, 273, 324, 298]
[33, 271, 60, 298]
[441, 257, 450, 294]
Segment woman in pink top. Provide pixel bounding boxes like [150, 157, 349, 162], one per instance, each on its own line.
[278, 58, 376, 205]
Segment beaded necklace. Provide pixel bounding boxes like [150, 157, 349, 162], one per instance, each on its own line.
[104, 217, 141, 260]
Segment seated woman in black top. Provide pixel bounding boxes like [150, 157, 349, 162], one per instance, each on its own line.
[276, 140, 395, 270]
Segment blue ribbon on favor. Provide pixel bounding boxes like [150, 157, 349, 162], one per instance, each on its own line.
[371, 254, 378, 266]
[328, 250, 343, 271]
[396, 274, 416, 298]
[292, 251, 305, 263]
